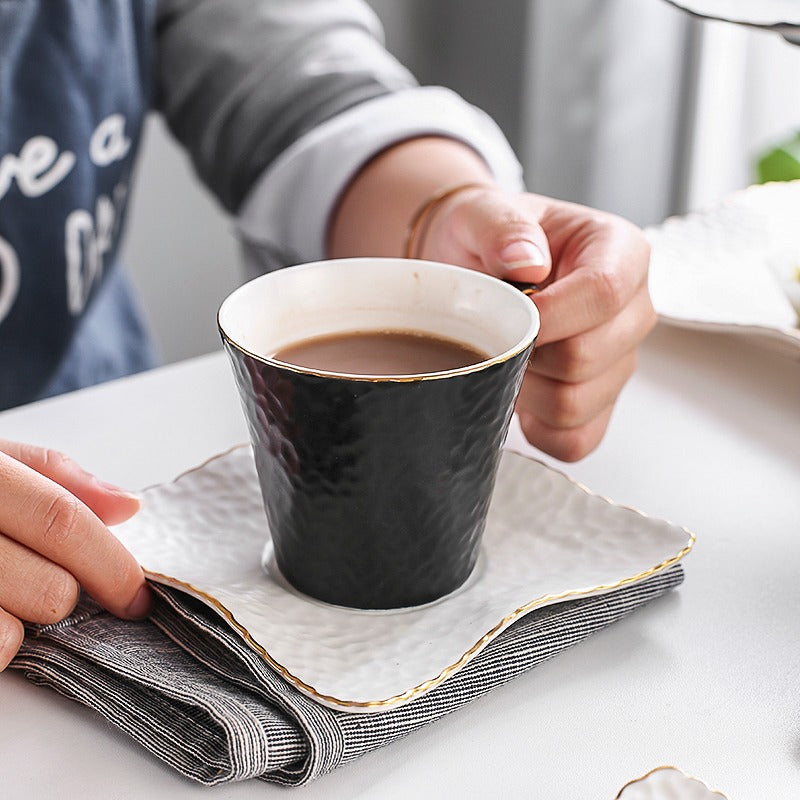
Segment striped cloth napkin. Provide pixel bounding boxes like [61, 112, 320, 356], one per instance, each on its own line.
[10, 565, 683, 786]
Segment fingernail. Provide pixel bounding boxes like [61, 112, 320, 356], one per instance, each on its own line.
[499, 240, 546, 271]
[126, 584, 153, 620]
[96, 479, 140, 503]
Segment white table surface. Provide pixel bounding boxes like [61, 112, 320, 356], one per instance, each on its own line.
[1, 324, 798, 799]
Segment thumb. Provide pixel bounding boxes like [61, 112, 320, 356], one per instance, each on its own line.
[492, 236, 551, 284]
[425, 187, 553, 284]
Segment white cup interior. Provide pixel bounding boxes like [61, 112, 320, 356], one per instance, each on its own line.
[218, 258, 539, 378]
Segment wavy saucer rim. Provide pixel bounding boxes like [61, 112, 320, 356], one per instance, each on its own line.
[140, 444, 695, 713]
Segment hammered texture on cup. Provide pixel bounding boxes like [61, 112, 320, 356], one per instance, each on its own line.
[225, 342, 531, 609]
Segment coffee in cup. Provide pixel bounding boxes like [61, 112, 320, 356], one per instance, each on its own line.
[273, 329, 488, 375]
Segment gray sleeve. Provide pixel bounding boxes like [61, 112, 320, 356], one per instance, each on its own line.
[154, 0, 418, 212]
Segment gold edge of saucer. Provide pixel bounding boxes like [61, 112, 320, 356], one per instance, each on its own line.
[614, 764, 729, 799]
[142, 444, 696, 713]
[145, 544, 691, 713]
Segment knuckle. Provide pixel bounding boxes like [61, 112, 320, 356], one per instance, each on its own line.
[107, 558, 141, 602]
[558, 337, 593, 383]
[604, 210, 646, 245]
[35, 568, 80, 624]
[16, 443, 69, 473]
[39, 447, 71, 472]
[591, 268, 626, 318]
[549, 382, 586, 430]
[14, 442, 41, 467]
[38, 492, 83, 550]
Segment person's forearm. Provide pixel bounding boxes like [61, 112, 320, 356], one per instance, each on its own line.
[156, 0, 415, 212]
[327, 136, 495, 258]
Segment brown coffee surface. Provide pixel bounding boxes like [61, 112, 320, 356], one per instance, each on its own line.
[273, 329, 488, 376]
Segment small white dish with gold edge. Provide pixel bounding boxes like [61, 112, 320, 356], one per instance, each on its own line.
[615, 765, 729, 799]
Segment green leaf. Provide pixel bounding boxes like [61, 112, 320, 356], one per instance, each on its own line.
[755, 132, 800, 184]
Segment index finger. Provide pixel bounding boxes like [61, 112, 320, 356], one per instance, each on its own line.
[0, 452, 151, 620]
[533, 213, 650, 345]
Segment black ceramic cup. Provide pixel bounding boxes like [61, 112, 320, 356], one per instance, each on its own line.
[218, 258, 539, 609]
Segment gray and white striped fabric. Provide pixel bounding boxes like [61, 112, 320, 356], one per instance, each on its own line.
[11, 566, 683, 786]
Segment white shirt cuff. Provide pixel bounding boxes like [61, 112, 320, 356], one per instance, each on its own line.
[236, 86, 524, 275]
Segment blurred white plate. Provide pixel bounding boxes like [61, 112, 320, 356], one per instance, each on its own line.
[615, 765, 728, 799]
[646, 181, 800, 356]
[665, 0, 800, 27]
[113, 446, 693, 713]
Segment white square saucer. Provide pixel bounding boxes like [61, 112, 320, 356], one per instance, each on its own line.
[113, 446, 693, 713]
